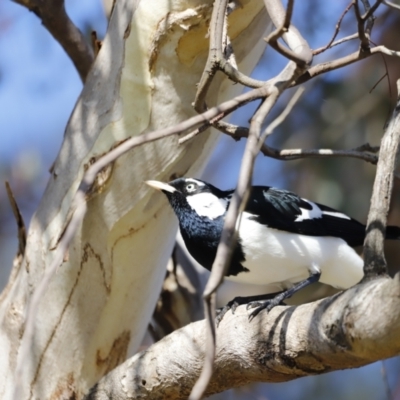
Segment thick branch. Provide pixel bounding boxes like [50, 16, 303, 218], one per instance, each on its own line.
[264, 0, 312, 65]
[85, 276, 400, 400]
[13, 0, 94, 82]
[363, 79, 400, 277]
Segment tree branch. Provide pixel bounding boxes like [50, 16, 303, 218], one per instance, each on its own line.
[13, 0, 94, 82]
[261, 143, 379, 163]
[297, 45, 400, 85]
[263, 0, 313, 65]
[313, 1, 354, 55]
[363, 79, 400, 277]
[383, 0, 400, 10]
[85, 275, 400, 400]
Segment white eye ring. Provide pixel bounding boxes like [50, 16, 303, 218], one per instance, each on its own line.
[186, 183, 196, 192]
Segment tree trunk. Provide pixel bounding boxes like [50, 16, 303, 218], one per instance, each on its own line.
[0, 1, 270, 398]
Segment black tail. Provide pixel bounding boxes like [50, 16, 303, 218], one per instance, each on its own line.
[386, 226, 400, 240]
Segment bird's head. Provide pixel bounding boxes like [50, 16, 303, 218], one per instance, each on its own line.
[145, 177, 230, 220]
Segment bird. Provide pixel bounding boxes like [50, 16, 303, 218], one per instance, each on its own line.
[146, 177, 400, 323]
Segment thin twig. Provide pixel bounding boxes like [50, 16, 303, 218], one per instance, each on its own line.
[354, 0, 381, 51]
[5, 181, 26, 256]
[296, 45, 400, 85]
[194, 0, 229, 112]
[178, 113, 247, 145]
[314, 33, 359, 55]
[194, 0, 265, 112]
[13, 0, 94, 82]
[182, 113, 380, 164]
[383, 0, 400, 10]
[219, 62, 266, 88]
[369, 72, 388, 94]
[363, 79, 400, 278]
[353, 0, 369, 50]
[259, 87, 305, 145]
[362, 0, 382, 38]
[313, 1, 354, 55]
[211, 120, 250, 140]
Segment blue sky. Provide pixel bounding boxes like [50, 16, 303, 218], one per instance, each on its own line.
[0, 0, 107, 163]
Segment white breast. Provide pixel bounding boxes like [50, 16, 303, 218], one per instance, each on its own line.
[186, 193, 227, 220]
[227, 212, 364, 290]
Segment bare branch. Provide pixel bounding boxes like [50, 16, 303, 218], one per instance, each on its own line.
[314, 33, 359, 54]
[296, 45, 400, 85]
[363, 79, 400, 277]
[263, 0, 313, 65]
[383, 0, 400, 10]
[193, 0, 227, 112]
[313, 2, 354, 55]
[361, 0, 382, 37]
[182, 112, 380, 165]
[259, 86, 305, 144]
[194, 0, 267, 112]
[353, 0, 382, 51]
[262, 143, 379, 163]
[13, 0, 94, 82]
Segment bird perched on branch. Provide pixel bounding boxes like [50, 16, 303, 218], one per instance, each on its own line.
[146, 177, 400, 323]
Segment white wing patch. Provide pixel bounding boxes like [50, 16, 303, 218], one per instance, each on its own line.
[295, 200, 322, 222]
[322, 210, 351, 220]
[186, 192, 227, 219]
[232, 212, 363, 289]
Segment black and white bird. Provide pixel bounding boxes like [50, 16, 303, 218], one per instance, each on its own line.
[146, 177, 400, 322]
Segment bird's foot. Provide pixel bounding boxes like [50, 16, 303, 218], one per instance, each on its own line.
[216, 292, 283, 326]
[216, 296, 250, 327]
[246, 297, 285, 322]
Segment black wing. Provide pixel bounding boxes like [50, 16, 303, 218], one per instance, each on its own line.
[244, 186, 366, 246]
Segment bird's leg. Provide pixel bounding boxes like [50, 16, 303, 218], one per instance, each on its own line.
[247, 271, 322, 321]
[216, 291, 283, 326]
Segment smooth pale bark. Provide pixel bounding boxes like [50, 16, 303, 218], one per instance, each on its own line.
[0, 1, 270, 399]
[86, 275, 400, 399]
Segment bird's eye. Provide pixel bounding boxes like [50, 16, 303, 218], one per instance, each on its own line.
[186, 183, 196, 192]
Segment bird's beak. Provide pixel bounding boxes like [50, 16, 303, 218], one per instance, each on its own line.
[145, 180, 177, 193]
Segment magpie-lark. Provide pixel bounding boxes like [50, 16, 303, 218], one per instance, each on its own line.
[146, 177, 400, 322]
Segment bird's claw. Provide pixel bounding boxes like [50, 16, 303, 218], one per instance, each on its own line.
[246, 299, 285, 321]
[216, 295, 286, 325]
[215, 299, 241, 326]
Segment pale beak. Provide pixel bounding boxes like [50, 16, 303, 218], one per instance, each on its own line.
[145, 180, 177, 193]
